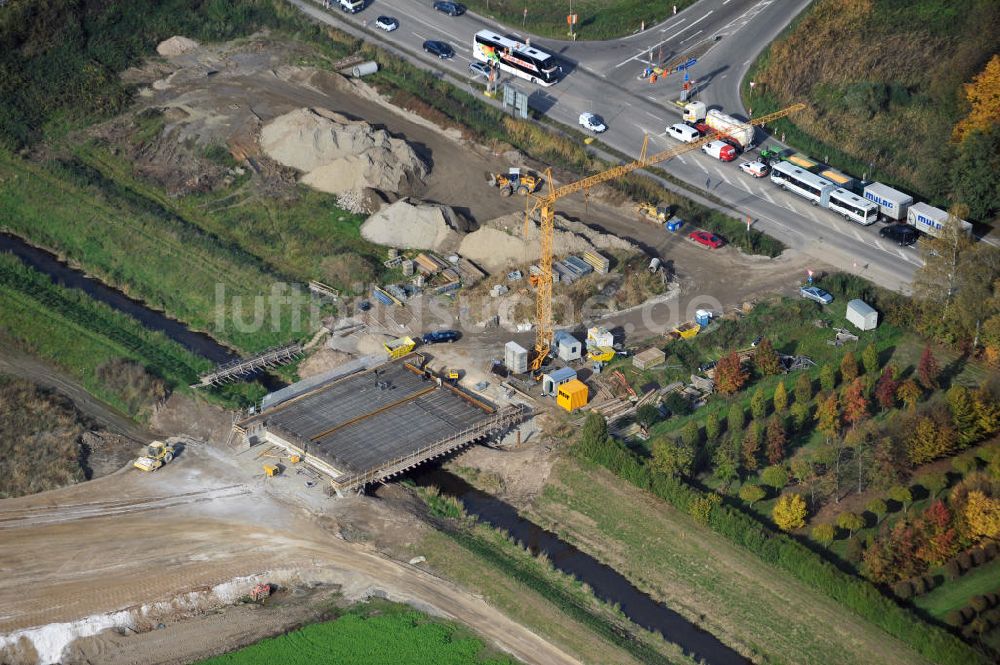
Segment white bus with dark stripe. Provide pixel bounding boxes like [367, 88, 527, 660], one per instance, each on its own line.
[826, 188, 878, 226]
[472, 31, 560, 86]
[769, 161, 835, 206]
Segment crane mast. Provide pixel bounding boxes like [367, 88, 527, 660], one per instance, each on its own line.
[524, 103, 806, 371]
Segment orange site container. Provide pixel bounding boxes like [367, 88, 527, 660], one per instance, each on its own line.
[557, 379, 589, 412]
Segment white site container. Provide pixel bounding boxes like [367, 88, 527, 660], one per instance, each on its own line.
[846, 299, 878, 331]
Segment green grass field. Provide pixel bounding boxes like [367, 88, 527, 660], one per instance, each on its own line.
[0, 253, 211, 414]
[529, 458, 930, 665]
[411, 487, 695, 665]
[196, 601, 518, 665]
[916, 559, 1000, 618]
[461, 1, 695, 40]
[0, 150, 302, 353]
[74, 142, 387, 289]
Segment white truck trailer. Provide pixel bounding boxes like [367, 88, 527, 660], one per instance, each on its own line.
[862, 182, 913, 222]
[906, 202, 973, 239]
[705, 109, 754, 149]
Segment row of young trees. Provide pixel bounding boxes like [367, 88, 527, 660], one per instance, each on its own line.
[575, 413, 985, 665]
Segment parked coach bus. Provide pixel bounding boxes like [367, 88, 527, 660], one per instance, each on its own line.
[770, 161, 835, 206]
[472, 30, 560, 86]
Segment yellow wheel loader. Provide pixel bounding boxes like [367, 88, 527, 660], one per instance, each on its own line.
[488, 168, 541, 197]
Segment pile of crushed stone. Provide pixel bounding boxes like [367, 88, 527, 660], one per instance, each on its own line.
[156, 36, 200, 57]
[360, 198, 466, 251]
[259, 107, 427, 197]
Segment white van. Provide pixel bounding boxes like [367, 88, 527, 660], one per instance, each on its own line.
[666, 123, 700, 143]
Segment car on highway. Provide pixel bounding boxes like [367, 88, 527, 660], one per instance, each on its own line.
[739, 160, 770, 178]
[667, 123, 700, 143]
[469, 61, 492, 78]
[879, 223, 919, 246]
[800, 285, 834, 305]
[702, 140, 737, 162]
[689, 230, 724, 249]
[423, 40, 454, 59]
[374, 16, 399, 31]
[578, 112, 607, 133]
[422, 330, 461, 344]
[433, 1, 465, 16]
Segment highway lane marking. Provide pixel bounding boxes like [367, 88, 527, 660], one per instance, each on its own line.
[404, 9, 468, 46]
[713, 166, 730, 184]
[617, 9, 714, 68]
[744, 59, 753, 66]
[658, 18, 687, 33]
[680, 30, 703, 45]
[851, 227, 863, 242]
[644, 110, 662, 121]
[761, 189, 776, 204]
[805, 209, 820, 223]
[737, 177, 753, 193]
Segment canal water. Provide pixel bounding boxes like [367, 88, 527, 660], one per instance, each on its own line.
[0, 232, 237, 363]
[413, 467, 747, 665]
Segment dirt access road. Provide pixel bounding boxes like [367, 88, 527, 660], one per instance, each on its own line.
[0, 440, 578, 665]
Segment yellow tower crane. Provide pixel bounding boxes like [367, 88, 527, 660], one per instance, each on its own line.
[523, 103, 806, 371]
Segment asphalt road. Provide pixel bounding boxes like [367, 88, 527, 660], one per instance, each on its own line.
[295, 0, 920, 291]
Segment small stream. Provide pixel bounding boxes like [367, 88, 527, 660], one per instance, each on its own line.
[413, 467, 748, 665]
[0, 232, 237, 363]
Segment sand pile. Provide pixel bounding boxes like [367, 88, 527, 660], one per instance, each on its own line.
[360, 198, 465, 251]
[260, 107, 427, 197]
[156, 36, 200, 57]
[458, 212, 636, 272]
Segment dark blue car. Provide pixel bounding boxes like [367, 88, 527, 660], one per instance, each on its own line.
[423, 40, 454, 59]
[422, 330, 461, 344]
[433, 1, 465, 16]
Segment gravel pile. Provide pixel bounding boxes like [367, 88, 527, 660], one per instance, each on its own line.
[360, 198, 464, 251]
[156, 36, 200, 57]
[259, 107, 427, 197]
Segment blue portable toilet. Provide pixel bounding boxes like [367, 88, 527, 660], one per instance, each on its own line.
[695, 309, 712, 327]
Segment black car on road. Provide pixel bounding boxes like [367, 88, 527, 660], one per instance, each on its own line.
[433, 1, 465, 16]
[423, 40, 454, 59]
[879, 224, 919, 246]
[422, 330, 461, 344]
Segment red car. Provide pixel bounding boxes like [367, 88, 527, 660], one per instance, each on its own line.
[689, 230, 725, 249]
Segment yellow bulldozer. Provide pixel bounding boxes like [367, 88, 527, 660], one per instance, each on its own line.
[134, 440, 175, 472]
[487, 168, 541, 197]
[636, 202, 672, 223]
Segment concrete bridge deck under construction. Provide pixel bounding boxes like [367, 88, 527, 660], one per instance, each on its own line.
[236, 356, 527, 492]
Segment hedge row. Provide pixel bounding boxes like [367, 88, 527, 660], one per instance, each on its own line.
[575, 431, 987, 665]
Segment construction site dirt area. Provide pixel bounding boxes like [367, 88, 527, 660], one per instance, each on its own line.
[114, 33, 828, 303]
[0, 438, 577, 665]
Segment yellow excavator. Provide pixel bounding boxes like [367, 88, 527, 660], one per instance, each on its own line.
[134, 440, 176, 472]
[488, 168, 542, 197]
